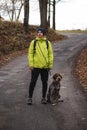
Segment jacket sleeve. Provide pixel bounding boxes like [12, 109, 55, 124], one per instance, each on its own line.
[28, 40, 34, 67]
[48, 41, 54, 69]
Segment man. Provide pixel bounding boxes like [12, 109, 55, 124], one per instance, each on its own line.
[27, 28, 53, 105]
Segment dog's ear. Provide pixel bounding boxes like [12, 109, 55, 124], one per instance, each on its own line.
[53, 73, 59, 80]
[59, 74, 62, 79]
[53, 73, 62, 80]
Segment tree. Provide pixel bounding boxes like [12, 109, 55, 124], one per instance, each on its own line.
[51, 0, 61, 30]
[23, 0, 29, 33]
[53, 0, 61, 29]
[16, 0, 24, 20]
[52, 0, 56, 29]
[47, 0, 51, 28]
[39, 0, 48, 28]
[0, 0, 24, 21]
[46, 0, 61, 30]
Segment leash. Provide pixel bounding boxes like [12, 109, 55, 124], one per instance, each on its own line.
[49, 69, 52, 76]
[48, 69, 53, 84]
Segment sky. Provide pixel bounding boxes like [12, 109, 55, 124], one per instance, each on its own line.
[56, 0, 87, 30]
[29, 0, 87, 30]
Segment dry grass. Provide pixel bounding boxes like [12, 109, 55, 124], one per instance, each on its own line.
[74, 48, 87, 94]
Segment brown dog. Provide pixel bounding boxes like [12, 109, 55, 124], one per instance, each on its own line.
[47, 73, 63, 105]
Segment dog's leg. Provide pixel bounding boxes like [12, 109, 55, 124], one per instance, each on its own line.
[58, 99, 64, 102]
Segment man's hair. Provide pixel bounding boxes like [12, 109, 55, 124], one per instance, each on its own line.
[37, 28, 46, 35]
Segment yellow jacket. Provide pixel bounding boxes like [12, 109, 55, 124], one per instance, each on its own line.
[28, 37, 53, 69]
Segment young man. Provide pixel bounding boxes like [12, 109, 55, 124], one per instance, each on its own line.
[27, 28, 53, 105]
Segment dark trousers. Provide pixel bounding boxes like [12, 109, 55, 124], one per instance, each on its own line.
[29, 68, 49, 98]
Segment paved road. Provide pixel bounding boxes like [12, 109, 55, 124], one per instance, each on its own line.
[0, 33, 87, 130]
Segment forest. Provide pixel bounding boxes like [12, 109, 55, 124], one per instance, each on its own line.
[0, 0, 61, 32]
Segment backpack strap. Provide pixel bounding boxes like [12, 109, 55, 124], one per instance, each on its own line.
[33, 39, 37, 52]
[33, 39, 49, 52]
[46, 39, 49, 49]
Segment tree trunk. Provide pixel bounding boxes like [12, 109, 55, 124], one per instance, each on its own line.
[24, 0, 29, 33]
[52, 0, 55, 30]
[11, 0, 15, 21]
[17, 3, 24, 21]
[39, 0, 47, 28]
[47, 0, 51, 28]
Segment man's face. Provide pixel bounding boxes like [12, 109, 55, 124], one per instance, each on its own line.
[37, 31, 44, 38]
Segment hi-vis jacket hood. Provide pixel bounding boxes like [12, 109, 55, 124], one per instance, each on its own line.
[28, 37, 54, 69]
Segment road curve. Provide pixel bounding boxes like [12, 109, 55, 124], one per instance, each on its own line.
[0, 33, 87, 130]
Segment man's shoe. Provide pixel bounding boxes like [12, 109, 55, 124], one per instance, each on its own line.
[41, 98, 47, 104]
[27, 98, 32, 105]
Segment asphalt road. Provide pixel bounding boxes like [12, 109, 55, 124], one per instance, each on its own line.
[0, 33, 87, 130]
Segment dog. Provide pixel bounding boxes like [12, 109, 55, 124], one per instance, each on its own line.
[47, 73, 63, 105]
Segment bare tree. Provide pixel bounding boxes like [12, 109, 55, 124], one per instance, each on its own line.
[39, 0, 48, 28]
[52, 0, 56, 29]
[16, 0, 24, 20]
[47, 0, 51, 28]
[0, 0, 24, 21]
[47, 0, 61, 29]
[23, 0, 29, 33]
[51, 0, 61, 30]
